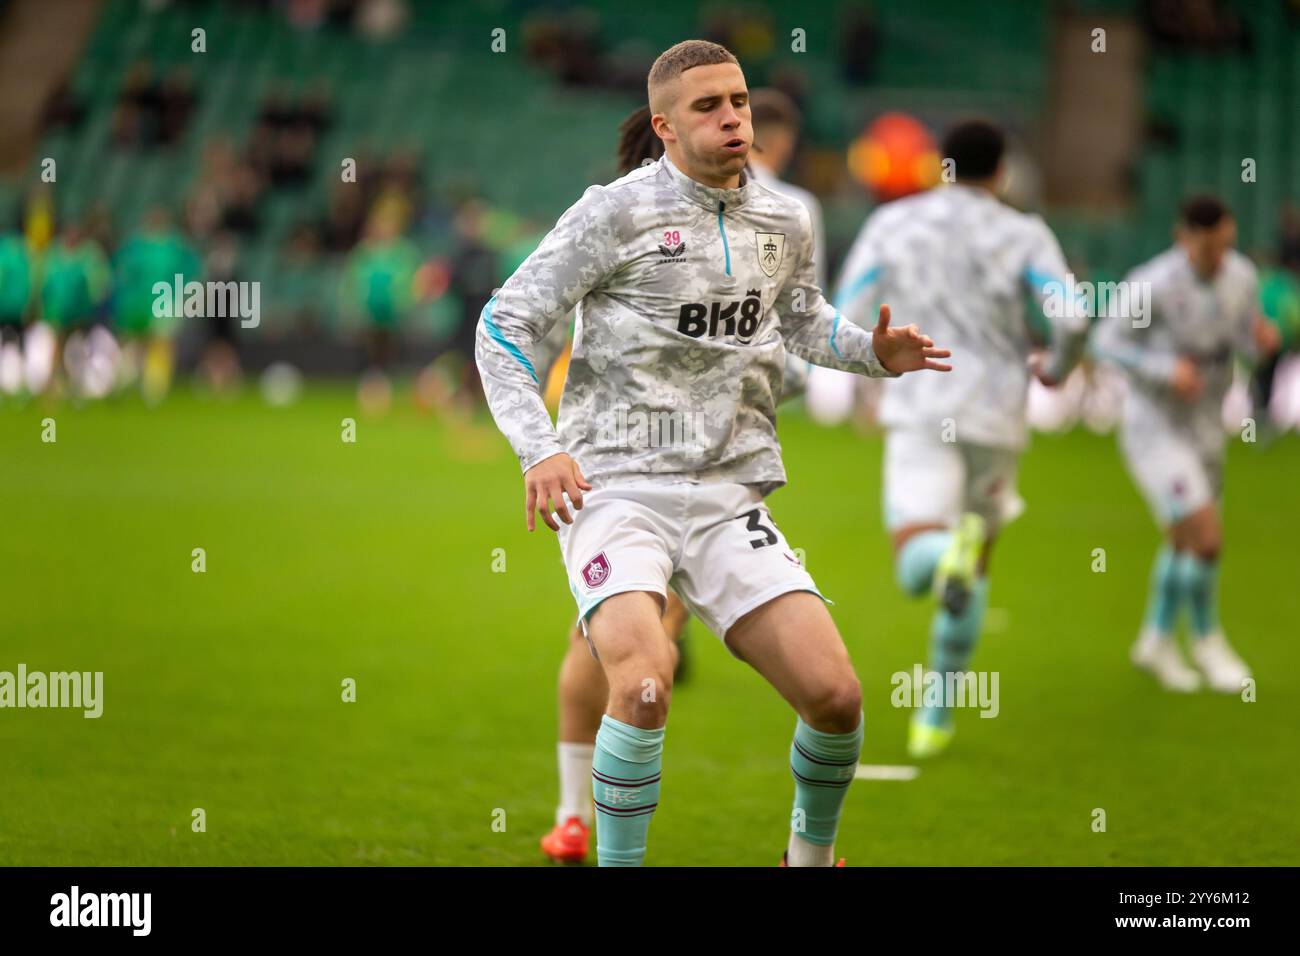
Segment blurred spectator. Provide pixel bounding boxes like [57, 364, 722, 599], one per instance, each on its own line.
[703, 4, 776, 67]
[158, 68, 197, 145]
[1251, 253, 1300, 426]
[248, 87, 333, 189]
[319, 182, 367, 253]
[196, 233, 245, 394]
[281, 224, 326, 334]
[523, 11, 605, 88]
[383, 149, 426, 216]
[841, 6, 880, 85]
[112, 61, 159, 147]
[355, 0, 407, 39]
[188, 138, 267, 243]
[444, 199, 498, 403]
[41, 79, 88, 133]
[112, 62, 197, 148]
[1143, 0, 1250, 51]
[1278, 205, 1300, 274]
[222, 164, 266, 236]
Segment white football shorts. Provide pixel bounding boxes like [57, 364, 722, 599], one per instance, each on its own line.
[882, 428, 1025, 533]
[555, 481, 825, 644]
[1119, 427, 1222, 525]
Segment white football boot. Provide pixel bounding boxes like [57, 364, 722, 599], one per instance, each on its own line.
[1131, 629, 1202, 692]
[1190, 632, 1252, 694]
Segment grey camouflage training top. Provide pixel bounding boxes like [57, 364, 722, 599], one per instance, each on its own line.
[1092, 245, 1257, 456]
[475, 153, 895, 495]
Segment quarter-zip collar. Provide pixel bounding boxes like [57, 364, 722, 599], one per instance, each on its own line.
[661, 152, 751, 212]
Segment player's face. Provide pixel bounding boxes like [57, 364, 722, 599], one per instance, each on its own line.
[1179, 217, 1237, 279]
[657, 63, 751, 187]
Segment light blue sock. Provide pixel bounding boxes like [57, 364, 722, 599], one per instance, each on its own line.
[1179, 553, 1220, 638]
[592, 715, 663, 867]
[1144, 545, 1184, 634]
[922, 576, 989, 729]
[895, 530, 951, 597]
[789, 715, 863, 846]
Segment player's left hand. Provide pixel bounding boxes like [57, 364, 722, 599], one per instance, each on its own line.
[1252, 315, 1282, 356]
[873, 304, 952, 374]
[1029, 351, 1060, 387]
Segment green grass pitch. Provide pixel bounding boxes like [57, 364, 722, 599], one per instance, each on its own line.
[2, 387, 1296, 865]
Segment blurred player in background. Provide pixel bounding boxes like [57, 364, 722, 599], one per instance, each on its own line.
[1094, 197, 1276, 693]
[196, 233, 244, 395]
[746, 88, 821, 401]
[343, 199, 420, 414]
[441, 199, 498, 410]
[40, 220, 112, 399]
[835, 119, 1088, 758]
[113, 207, 201, 404]
[808, 112, 941, 426]
[479, 40, 949, 867]
[0, 223, 32, 397]
[1249, 248, 1299, 432]
[747, 89, 826, 288]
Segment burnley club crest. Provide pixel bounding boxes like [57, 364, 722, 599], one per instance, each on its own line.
[582, 552, 611, 589]
[755, 232, 785, 277]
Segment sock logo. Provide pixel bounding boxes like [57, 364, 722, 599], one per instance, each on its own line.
[600, 786, 641, 806]
[592, 767, 660, 814]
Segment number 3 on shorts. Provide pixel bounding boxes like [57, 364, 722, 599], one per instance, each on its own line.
[734, 508, 778, 550]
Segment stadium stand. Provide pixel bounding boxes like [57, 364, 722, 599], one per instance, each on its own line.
[0, 0, 1296, 357]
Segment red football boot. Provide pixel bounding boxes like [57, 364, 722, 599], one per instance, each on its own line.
[541, 816, 590, 863]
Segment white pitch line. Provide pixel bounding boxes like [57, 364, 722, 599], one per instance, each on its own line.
[854, 764, 920, 781]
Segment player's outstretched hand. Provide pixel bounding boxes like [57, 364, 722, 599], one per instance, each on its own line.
[872, 304, 952, 374]
[524, 453, 593, 532]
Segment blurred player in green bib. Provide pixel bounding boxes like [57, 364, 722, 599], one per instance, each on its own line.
[344, 201, 420, 414]
[0, 226, 33, 397]
[113, 207, 201, 403]
[40, 221, 111, 398]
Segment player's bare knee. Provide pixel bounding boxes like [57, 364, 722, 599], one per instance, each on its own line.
[608, 668, 672, 727]
[1189, 517, 1221, 560]
[803, 675, 863, 734]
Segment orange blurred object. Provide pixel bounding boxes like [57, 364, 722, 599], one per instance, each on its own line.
[848, 112, 941, 202]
